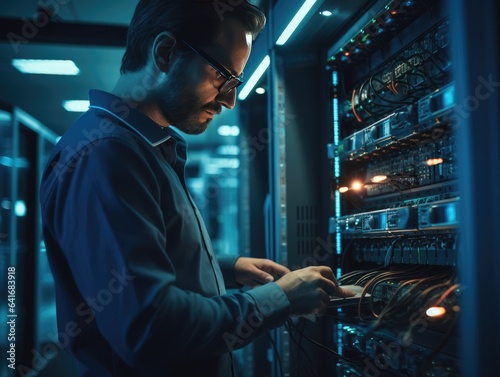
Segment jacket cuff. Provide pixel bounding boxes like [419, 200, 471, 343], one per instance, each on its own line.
[217, 255, 241, 289]
[246, 282, 291, 329]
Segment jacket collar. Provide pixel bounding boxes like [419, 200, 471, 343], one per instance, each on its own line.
[88, 89, 186, 147]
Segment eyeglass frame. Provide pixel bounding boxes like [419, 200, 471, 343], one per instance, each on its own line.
[178, 38, 244, 94]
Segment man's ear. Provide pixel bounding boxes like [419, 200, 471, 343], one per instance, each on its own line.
[151, 31, 177, 72]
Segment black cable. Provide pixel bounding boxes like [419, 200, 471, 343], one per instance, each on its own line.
[266, 331, 284, 377]
[384, 236, 406, 267]
[339, 238, 357, 273]
[420, 311, 458, 375]
[357, 78, 372, 121]
[369, 76, 415, 105]
[352, 26, 451, 121]
[296, 319, 307, 375]
[417, 48, 450, 75]
[398, 55, 446, 91]
[285, 320, 318, 377]
[368, 52, 443, 108]
[286, 319, 366, 364]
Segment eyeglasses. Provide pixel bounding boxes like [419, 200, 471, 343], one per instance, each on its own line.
[179, 39, 243, 94]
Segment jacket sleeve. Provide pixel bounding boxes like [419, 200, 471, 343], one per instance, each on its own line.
[217, 255, 240, 288]
[41, 137, 290, 371]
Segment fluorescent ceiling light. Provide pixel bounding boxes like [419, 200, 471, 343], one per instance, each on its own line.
[12, 59, 80, 75]
[209, 158, 240, 169]
[15, 200, 27, 217]
[62, 100, 90, 112]
[187, 177, 205, 190]
[320, 10, 333, 17]
[276, 0, 317, 46]
[0, 110, 11, 122]
[216, 145, 240, 155]
[238, 55, 270, 101]
[218, 125, 240, 137]
[0, 156, 30, 168]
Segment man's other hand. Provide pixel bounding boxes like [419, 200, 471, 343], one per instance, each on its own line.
[275, 266, 356, 316]
[234, 257, 291, 287]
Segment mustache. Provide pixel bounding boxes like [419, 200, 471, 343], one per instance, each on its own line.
[203, 104, 222, 114]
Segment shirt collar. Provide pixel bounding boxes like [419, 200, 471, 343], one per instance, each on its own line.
[88, 89, 186, 148]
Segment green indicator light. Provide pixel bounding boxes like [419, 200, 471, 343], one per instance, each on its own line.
[362, 34, 370, 42]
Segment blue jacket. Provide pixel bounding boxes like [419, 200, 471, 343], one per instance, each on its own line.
[39, 90, 290, 376]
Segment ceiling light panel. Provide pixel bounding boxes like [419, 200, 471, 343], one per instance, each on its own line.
[12, 59, 80, 75]
[62, 100, 90, 112]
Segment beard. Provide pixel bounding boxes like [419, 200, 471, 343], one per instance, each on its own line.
[154, 63, 222, 135]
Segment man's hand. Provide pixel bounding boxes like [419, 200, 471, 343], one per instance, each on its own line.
[275, 266, 355, 317]
[234, 257, 291, 287]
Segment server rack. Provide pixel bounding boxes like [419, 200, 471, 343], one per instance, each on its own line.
[0, 103, 59, 377]
[240, 0, 500, 375]
[325, 1, 461, 374]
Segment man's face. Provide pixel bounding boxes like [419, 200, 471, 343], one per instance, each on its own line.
[156, 18, 252, 135]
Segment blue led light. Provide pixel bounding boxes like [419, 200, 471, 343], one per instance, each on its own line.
[332, 71, 339, 86]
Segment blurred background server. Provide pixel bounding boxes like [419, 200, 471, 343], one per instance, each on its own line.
[0, 0, 499, 376]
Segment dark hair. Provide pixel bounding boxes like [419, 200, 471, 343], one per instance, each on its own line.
[120, 0, 266, 74]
